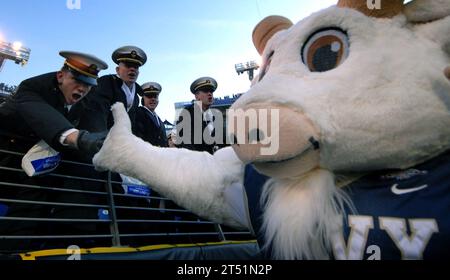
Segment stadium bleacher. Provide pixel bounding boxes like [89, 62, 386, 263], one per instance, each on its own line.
[0, 133, 257, 260]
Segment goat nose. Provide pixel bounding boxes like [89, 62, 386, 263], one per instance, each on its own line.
[229, 103, 320, 165]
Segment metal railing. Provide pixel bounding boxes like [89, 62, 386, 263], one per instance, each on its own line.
[0, 145, 252, 254]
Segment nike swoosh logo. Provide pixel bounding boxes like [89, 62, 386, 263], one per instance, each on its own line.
[391, 184, 428, 195]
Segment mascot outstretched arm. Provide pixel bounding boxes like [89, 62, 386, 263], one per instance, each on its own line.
[93, 102, 248, 229]
[95, 0, 450, 260]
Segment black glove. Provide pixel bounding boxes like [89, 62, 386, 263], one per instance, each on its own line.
[77, 130, 107, 157]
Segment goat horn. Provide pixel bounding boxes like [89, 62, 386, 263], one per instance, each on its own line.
[252, 15, 293, 55]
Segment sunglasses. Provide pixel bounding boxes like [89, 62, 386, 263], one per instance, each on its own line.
[144, 93, 158, 98]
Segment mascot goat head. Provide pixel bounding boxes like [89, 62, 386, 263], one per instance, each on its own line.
[226, 0, 450, 258]
[94, 0, 450, 260]
[232, 0, 450, 178]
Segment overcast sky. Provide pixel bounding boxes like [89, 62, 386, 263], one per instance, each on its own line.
[0, 0, 336, 122]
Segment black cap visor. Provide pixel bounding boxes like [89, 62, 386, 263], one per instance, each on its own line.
[196, 85, 215, 93]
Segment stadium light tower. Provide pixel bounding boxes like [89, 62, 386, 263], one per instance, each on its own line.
[0, 38, 31, 72]
[235, 60, 259, 82]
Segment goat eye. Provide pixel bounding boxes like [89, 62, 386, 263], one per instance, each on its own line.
[301, 28, 349, 72]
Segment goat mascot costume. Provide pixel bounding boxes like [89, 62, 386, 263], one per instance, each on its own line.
[94, 0, 450, 260]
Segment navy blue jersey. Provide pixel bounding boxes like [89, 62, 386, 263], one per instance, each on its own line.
[244, 151, 450, 260]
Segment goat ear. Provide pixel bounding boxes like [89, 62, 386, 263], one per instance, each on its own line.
[404, 0, 450, 58]
[252, 15, 293, 55]
[404, 0, 450, 23]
